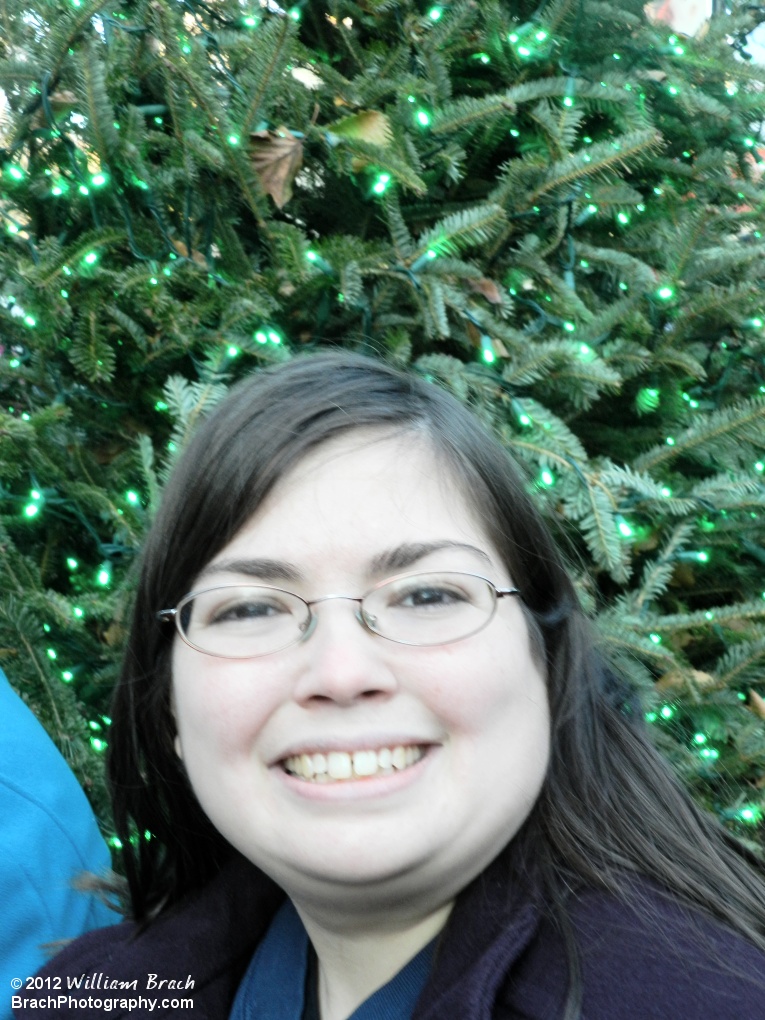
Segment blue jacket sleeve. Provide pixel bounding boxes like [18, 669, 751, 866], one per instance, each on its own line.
[0, 671, 118, 1020]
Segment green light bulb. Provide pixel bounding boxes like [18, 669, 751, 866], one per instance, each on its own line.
[428, 6, 442, 19]
[62, 671, 74, 682]
[126, 491, 140, 505]
[416, 110, 431, 127]
[649, 633, 662, 645]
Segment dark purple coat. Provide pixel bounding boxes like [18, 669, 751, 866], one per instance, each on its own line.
[12, 852, 765, 1019]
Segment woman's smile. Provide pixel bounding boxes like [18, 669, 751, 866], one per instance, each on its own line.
[280, 743, 428, 782]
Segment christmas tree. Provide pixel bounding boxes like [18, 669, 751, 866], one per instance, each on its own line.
[2, 0, 765, 846]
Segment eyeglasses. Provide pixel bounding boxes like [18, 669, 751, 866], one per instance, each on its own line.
[157, 571, 521, 659]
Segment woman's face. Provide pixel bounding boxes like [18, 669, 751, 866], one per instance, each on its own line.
[171, 433, 550, 922]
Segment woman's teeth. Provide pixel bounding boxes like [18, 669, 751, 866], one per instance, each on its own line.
[282, 745, 425, 782]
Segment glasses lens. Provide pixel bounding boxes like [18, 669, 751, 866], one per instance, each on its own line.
[179, 585, 309, 658]
[363, 572, 496, 646]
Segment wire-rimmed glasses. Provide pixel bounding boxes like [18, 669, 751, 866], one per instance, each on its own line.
[157, 571, 521, 659]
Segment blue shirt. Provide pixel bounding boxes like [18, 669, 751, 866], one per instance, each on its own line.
[229, 899, 435, 1020]
[0, 671, 117, 1020]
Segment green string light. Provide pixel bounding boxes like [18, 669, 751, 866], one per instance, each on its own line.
[649, 633, 662, 645]
[738, 806, 763, 824]
[415, 110, 431, 127]
[657, 285, 674, 300]
[636, 387, 660, 412]
[428, 6, 443, 19]
[61, 670, 74, 683]
[480, 335, 496, 364]
[660, 705, 674, 719]
[372, 173, 391, 194]
[539, 469, 555, 487]
[616, 516, 634, 538]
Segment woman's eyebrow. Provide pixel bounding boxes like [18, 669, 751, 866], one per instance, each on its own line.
[196, 557, 303, 584]
[369, 541, 493, 576]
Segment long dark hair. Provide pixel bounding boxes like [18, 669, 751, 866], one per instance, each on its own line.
[108, 351, 765, 1010]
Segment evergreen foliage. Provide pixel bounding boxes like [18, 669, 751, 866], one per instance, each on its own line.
[2, 0, 765, 843]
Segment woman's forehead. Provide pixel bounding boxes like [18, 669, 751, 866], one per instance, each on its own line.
[197, 432, 507, 584]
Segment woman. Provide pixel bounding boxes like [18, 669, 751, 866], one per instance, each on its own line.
[15, 352, 765, 1020]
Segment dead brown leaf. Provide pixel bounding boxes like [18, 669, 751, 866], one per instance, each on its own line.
[249, 127, 304, 209]
[329, 110, 393, 147]
[748, 690, 765, 722]
[466, 277, 504, 304]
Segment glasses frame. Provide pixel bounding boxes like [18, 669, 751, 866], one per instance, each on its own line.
[157, 570, 521, 659]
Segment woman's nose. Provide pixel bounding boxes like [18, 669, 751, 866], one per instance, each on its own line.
[291, 598, 398, 706]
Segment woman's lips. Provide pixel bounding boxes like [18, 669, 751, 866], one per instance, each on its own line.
[281, 744, 427, 783]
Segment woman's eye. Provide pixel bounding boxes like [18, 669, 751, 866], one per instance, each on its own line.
[395, 586, 467, 609]
[209, 599, 288, 624]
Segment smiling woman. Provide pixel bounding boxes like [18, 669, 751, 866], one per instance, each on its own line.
[14, 352, 765, 1020]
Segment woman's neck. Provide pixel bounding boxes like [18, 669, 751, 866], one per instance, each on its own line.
[295, 901, 453, 1020]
